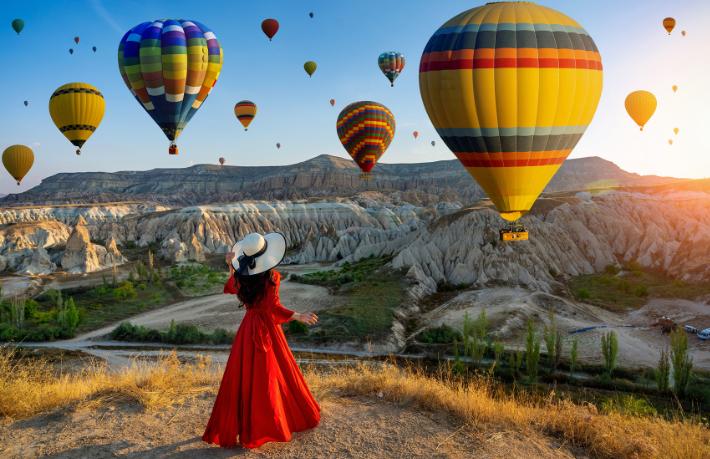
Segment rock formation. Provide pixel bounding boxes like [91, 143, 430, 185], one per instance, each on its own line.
[60, 216, 126, 274]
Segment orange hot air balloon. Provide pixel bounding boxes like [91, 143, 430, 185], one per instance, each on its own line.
[413, 131, 419, 139]
[672, 85, 678, 93]
[234, 100, 257, 130]
[625, 91, 657, 131]
[673, 127, 679, 135]
[663, 17, 676, 35]
[330, 98, 336, 107]
[219, 157, 225, 165]
[668, 139, 673, 145]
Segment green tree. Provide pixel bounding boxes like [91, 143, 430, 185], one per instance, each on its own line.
[670, 328, 693, 397]
[508, 350, 523, 380]
[463, 310, 488, 365]
[491, 341, 504, 373]
[655, 347, 670, 393]
[543, 312, 562, 372]
[570, 338, 578, 376]
[601, 331, 618, 379]
[165, 319, 177, 343]
[525, 320, 541, 383]
[10, 297, 25, 329]
[56, 296, 80, 334]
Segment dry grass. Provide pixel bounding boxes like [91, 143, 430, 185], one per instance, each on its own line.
[1, 348, 708, 459]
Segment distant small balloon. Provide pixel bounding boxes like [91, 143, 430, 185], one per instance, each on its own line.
[681, 30, 686, 36]
[23, 100, 28, 107]
[74, 36, 80, 44]
[673, 127, 679, 135]
[662, 17, 675, 35]
[668, 139, 673, 145]
[276, 142, 281, 149]
[672, 85, 678, 93]
[330, 98, 335, 107]
[92, 46, 97, 52]
[69, 48, 74, 55]
[431, 140, 435, 147]
[11, 19, 24, 35]
[261, 18, 279, 41]
[219, 157, 225, 166]
[309, 12, 314, 18]
[304, 61, 317, 77]
[413, 131, 418, 139]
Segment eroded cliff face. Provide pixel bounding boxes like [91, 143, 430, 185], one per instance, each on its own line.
[0, 190, 707, 291]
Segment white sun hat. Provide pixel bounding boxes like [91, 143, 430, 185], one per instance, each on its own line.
[231, 232, 286, 276]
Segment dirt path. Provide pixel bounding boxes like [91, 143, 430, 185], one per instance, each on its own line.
[0, 395, 576, 459]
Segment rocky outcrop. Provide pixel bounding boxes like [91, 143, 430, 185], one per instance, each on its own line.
[60, 217, 126, 274]
[1, 155, 679, 207]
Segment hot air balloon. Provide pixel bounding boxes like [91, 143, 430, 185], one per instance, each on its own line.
[668, 139, 673, 145]
[219, 157, 225, 165]
[309, 12, 314, 19]
[672, 85, 678, 93]
[304, 61, 317, 77]
[625, 91, 657, 131]
[2, 145, 34, 185]
[234, 100, 257, 130]
[23, 100, 28, 107]
[674, 127, 679, 135]
[49, 82, 105, 155]
[378, 52, 405, 87]
[663, 17, 675, 35]
[681, 30, 687, 36]
[261, 19, 279, 41]
[92, 46, 97, 52]
[330, 98, 336, 107]
[74, 36, 80, 44]
[118, 20, 223, 155]
[413, 131, 419, 139]
[69, 48, 73, 54]
[419, 2, 603, 238]
[336, 101, 395, 177]
[11, 19, 24, 35]
[276, 142, 281, 149]
[431, 140, 435, 147]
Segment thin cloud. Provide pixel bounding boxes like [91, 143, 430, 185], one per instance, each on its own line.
[89, 0, 124, 34]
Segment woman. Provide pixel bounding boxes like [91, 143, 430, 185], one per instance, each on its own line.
[202, 232, 321, 449]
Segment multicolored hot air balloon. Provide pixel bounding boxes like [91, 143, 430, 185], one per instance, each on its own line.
[118, 19, 223, 155]
[378, 52, 405, 87]
[11, 19, 24, 35]
[219, 157, 225, 165]
[261, 19, 279, 41]
[74, 36, 80, 44]
[663, 17, 676, 35]
[304, 61, 317, 77]
[625, 91, 657, 131]
[419, 2, 603, 225]
[2, 145, 34, 185]
[336, 101, 395, 176]
[330, 98, 336, 107]
[234, 100, 257, 130]
[672, 85, 678, 93]
[49, 82, 105, 155]
[413, 131, 418, 139]
[276, 142, 281, 149]
[673, 127, 679, 135]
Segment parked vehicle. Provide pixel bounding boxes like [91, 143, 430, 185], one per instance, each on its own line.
[684, 325, 699, 334]
[698, 328, 710, 340]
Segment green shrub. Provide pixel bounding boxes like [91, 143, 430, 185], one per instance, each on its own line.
[604, 265, 620, 275]
[113, 281, 137, 300]
[419, 324, 462, 344]
[634, 285, 649, 297]
[601, 331, 619, 379]
[211, 328, 234, 344]
[576, 288, 591, 300]
[670, 328, 693, 397]
[543, 313, 562, 372]
[569, 337, 578, 376]
[601, 395, 657, 417]
[525, 320, 541, 383]
[656, 347, 670, 393]
[171, 324, 203, 344]
[286, 320, 309, 336]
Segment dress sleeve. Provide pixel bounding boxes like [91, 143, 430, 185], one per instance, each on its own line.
[270, 271, 295, 324]
[223, 274, 238, 294]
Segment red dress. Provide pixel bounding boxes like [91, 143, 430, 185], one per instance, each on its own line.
[202, 270, 321, 448]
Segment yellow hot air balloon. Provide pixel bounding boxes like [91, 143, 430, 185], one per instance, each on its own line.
[419, 2, 603, 229]
[49, 82, 105, 155]
[672, 85, 678, 93]
[2, 144, 34, 185]
[673, 127, 679, 135]
[663, 17, 676, 35]
[625, 91, 657, 131]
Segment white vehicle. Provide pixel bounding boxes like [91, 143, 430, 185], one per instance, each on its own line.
[684, 325, 698, 334]
[698, 328, 710, 340]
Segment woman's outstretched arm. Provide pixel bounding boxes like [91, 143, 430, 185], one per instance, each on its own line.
[223, 251, 238, 294]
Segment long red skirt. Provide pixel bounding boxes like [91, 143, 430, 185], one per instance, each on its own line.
[202, 308, 320, 448]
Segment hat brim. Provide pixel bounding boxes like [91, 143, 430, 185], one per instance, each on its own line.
[231, 232, 286, 275]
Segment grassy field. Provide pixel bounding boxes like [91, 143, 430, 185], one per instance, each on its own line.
[568, 263, 710, 311]
[0, 348, 708, 458]
[289, 256, 407, 343]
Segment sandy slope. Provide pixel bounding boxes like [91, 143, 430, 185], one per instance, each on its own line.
[0, 394, 577, 459]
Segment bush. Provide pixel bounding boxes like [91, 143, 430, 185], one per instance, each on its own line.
[113, 281, 137, 300]
[601, 331, 618, 379]
[656, 347, 670, 393]
[604, 265, 620, 275]
[634, 285, 649, 297]
[601, 395, 657, 417]
[569, 338, 578, 375]
[418, 324, 462, 344]
[576, 288, 591, 300]
[670, 328, 693, 397]
[525, 320, 541, 383]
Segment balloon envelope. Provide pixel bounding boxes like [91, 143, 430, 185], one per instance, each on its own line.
[69, 48, 73, 54]
[419, 2, 603, 222]
[673, 127, 679, 135]
[663, 17, 676, 34]
[261, 19, 279, 40]
[378, 51, 405, 87]
[92, 46, 97, 52]
[23, 100, 28, 107]
[2, 145, 34, 185]
[413, 131, 418, 139]
[330, 98, 336, 106]
[234, 100, 257, 130]
[49, 82, 105, 155]
[304, 61, 317, 77]
[276, 143, 281, 149]
[219, 157, 225, 165]
[11, 19, 24, 35]
[336, 101, 395, 174]
[681, 30, 686, 36]
[431, 140, 435, 147]
[309, 12, 314, 18]
[74, 36, 80, 44]
[625, 91, 657, 130]
[118, 19, 223, 153]
[672, 85, 678, 93]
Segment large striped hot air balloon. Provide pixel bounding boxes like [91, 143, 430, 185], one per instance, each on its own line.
[336, 101, 395, 176]
[419, 2, 603, 226]
[118, 20, 223, 155]
[49, 82, 105, 155]
[378, 52, 405, 87]
[234, 100, 257, 130]
[2, 145, 34, 185]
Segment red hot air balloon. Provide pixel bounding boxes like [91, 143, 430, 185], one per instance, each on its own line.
[330, 98, 336, 107]
[413, 131, 419, 139]
[261, 19, 279, 41]
[219, 157, 225, 166]
[74, 36, 80, 44]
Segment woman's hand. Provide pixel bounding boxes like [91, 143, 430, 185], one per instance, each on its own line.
[294, 312, 318, 326]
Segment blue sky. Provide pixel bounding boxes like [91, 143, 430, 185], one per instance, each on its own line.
[1, 0, 709, 194]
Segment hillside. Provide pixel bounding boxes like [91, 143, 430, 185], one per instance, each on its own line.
[0, 155, 679, 206]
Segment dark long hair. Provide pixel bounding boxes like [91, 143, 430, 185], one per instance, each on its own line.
[235, 269, 275, 307]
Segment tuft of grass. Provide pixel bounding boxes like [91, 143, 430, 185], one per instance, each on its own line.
[0, 348, 708, 459]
